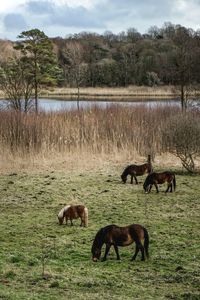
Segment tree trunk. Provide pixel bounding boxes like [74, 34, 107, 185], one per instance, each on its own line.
[181, 84, 184, 111]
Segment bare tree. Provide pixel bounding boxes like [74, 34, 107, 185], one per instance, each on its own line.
[162, 113, 200, 173]
[0, 59, 34, 112]
[168, 26, 200, 111]
[62, 41, 87, 109]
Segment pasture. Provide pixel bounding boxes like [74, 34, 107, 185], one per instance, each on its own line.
[0, 166, 200, 299]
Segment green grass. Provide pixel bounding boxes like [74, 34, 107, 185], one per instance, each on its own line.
[0, 167, 200, 300]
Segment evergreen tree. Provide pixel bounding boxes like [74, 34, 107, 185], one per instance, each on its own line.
[15, 29, 60, 113]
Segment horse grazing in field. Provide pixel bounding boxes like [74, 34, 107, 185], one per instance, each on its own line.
[91, 224, 149, 262]
[58, 204, 88, 227]
[143, 171, 176, 193]
[121, 155, 153, 184]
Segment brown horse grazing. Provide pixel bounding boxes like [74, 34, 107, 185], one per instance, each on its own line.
[91, 224, 149, 262]
[121, 155, 153, 184]
[58, 204, 88, 227]
[143, 171, 176, 193]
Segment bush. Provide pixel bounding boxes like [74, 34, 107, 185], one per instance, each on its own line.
[162, 113, 200, 172]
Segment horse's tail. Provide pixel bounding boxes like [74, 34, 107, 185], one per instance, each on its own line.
[83, 207, 88, 227]
[173, 175, 176, 191]
[143, 227, 149, 259]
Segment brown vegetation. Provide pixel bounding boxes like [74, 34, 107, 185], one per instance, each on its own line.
[0, 105, 199, 172]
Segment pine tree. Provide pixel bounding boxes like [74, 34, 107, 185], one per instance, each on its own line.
[15, 29, 60, 113]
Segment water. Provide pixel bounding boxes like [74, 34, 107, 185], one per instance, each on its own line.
[0, 98, 181, 112]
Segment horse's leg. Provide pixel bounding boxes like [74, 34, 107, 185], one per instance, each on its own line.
[80, 218, 83, 226]
[165, 184, 170, 193]
[131, 244, 139, 261]
[130, 175, 133, 184]
[102, 244, 111, 261]
[154, 183, 159, 193]
[170, 182, 173, 192]
[140, 244, 145, 261]
[134, 175, 138, 184]
[70, 219, 73, 226]
[113, 244, 120, 260]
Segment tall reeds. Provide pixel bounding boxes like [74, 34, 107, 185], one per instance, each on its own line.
[0, 104, 198, 163]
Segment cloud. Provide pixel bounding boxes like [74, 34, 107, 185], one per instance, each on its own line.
[23, 1, 103, 28]
[3, 13, 27, 31]
[25, 1, 55, 15]
[48, 4, 102, 28]
[0, 0, 200, 40]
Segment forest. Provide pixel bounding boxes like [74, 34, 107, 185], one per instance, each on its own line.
[0, 22, 200, 89]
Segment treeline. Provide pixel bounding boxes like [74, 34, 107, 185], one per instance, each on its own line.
[0, 22, 200, 89]
[52, 22, 200, 89]
[0, 22, 200, 111]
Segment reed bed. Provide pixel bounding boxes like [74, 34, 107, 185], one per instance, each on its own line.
[0, 104, 200, 174]
[39, 86, 177, 99]
[0, 104, 182, 158]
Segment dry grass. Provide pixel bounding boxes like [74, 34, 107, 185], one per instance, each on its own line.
[39, 86, 178, 99]
[0, 149, 185, 175]
[0, 104, 199, 174]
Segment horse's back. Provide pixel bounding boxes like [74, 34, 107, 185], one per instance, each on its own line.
[158, 171, 175, 182]
[129, 224, 145, 240]
[127, 163, 149, 175]
[147, 171, 174, 182]
[69, 204, 86, 218]
[75, 204, 85, 215]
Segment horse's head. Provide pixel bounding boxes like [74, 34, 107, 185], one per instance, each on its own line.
[91, 247, 101, 262]
[58, 216, 64, 225]
[143, 178, 150, 193]
[121, 174, 127, 183]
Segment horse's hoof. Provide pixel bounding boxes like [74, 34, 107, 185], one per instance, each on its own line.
[92, 258, 98, 262]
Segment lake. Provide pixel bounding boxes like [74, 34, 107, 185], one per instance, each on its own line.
[0, 98, 181, 112]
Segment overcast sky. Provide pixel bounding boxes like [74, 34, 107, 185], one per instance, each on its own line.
[0, 0, 200, 40]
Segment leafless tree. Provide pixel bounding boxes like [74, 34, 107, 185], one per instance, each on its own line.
[0, 59, 34, 112]
[62, 41, 87, 109]
[162, 113, 200, 172]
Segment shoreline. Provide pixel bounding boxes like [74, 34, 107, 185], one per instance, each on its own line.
[1, 86, 199, 101]
[39, 93, 180, 101]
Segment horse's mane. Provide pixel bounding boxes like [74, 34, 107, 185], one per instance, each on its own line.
[58, 205, 70, 219]
[121, 165, 132, 177]
[92, 225, 117, 249]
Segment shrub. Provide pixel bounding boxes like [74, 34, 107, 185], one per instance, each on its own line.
[162, 113, 200, 172]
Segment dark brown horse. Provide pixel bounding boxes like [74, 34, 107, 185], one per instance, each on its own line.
[121, 155, 152, 184]
[91, 224, 149, 262]
[143, 171, 176, 193]
[58, 204, 88, 227]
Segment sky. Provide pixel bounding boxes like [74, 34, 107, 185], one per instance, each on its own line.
[0, 0, 200, 40]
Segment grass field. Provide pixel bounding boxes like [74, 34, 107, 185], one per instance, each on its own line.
[0, 166, 200, 300]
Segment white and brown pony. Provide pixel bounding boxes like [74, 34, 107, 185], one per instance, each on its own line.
[58, 204, 88, 227]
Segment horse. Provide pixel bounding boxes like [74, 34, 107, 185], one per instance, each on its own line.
[58, 204, 88, 227]
[121, 155, 153, 184]
[91, 224, 149, 262]
[143, 171, 176, 193]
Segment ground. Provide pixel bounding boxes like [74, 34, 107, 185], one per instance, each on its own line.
[0, 166, 200, 300]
